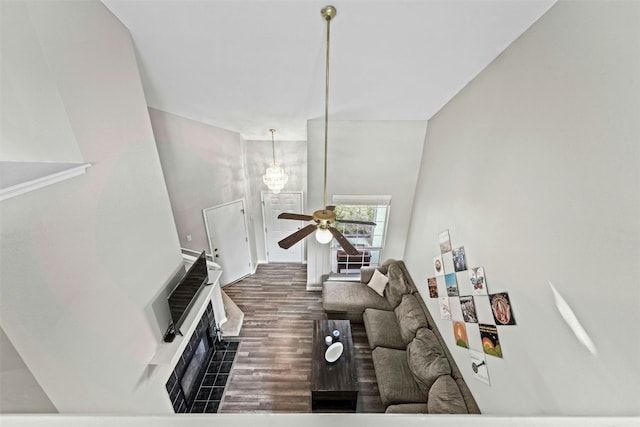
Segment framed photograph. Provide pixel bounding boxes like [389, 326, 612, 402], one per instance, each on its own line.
[489, 292, 516, 325]
[445, 273, 459, 297]
[479, 323, 502, 358]
[427, 277, 438, 298]
[460, 295, 478, 323]
[439, 230, 452, 254]
[469, 267, 488, 295]
[433, 255, 445, 277]
[453, 321, 469, 348]
[439, 297, 451, 320]
[452, 246, 467, 272]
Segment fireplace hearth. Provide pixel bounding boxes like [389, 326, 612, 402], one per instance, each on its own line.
[165, 301, 238, 413]
[165, 302, 215, 412]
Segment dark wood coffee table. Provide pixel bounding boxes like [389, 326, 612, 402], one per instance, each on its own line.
[311, 319, 359, 412]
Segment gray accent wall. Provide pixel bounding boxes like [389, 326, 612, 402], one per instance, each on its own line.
[150, 109, 308, 265]
[149, 108, 253, 260]
[404, 0, 639, 415]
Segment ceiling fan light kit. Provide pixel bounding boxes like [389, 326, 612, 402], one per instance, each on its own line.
[315, 226, 333, 244]
[262, 128, 288, 194]
[275, 6, 377, 257]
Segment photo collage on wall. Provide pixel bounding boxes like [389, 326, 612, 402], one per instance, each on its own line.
[425, 229, 519, 386]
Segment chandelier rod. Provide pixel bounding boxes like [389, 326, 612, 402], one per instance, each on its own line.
[269, 128, 277, 164]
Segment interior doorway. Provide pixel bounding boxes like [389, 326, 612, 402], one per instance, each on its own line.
[203, 199, 252, 286]
[261, 191, 304, 263]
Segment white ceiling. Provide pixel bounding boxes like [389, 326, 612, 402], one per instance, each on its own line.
[101, 0, 555, 141]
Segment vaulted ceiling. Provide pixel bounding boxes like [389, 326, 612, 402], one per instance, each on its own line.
[102, 0, 555, 141]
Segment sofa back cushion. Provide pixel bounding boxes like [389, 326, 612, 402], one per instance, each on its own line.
[406, 328, 451, 392]
[385, 263, 410, 308]
[427, 375, 469, 414]
[394, 294, 429, 344]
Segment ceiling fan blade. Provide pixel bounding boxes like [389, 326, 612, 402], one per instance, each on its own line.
[325, 205, 336, 211]
[278, 224, 317, 249]
[336, 219, 376, 226]
[278, 212, 314, 221]
[328, 226, 360, 256]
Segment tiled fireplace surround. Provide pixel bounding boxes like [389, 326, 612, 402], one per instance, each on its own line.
[164, 301, 235, 413]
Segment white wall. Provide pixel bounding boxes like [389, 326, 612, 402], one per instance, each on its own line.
[306, 120, 426, 287]
[244, 139, 307, 262]
[404, 0, 639, 416]
[0, 1, 183, 413]
[0, 2, 82, 163]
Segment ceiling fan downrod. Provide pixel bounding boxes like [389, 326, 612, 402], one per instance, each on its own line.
[321, 5, 336, 213]
[274, 6, 376, 256]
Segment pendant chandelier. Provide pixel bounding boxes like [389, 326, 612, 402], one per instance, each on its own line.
[262, 128, 288, 194]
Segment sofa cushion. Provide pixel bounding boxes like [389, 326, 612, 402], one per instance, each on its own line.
[406, 328, 451, 393]
[363, 308, 405, 350]
[322, 281, 392, 314]
[367, 268, 388, 297]
[394, 294, 429, 345]
[385, 263, 410, 309]
[385, 403, 429, 414]
[456, 377, 481, 414]
[372, 347, 427, 407]
[413, 291, 434, 329]
[428, 375, 469, 414]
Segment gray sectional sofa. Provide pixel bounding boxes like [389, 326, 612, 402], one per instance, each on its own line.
[322, 259, 480, 414]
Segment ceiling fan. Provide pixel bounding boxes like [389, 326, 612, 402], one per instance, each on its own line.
[277, 5, 375, 256]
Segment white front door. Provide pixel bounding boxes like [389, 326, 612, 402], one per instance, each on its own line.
[203, 199, 252, 286]
[262, 191, 304, 263]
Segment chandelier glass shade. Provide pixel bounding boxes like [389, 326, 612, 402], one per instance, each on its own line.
[262, 129, 288, 194]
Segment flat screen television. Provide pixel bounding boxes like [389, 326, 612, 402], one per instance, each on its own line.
[167, 250, 209, 334]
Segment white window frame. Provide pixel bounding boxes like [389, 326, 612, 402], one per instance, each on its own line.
[329, 195, 391, 276]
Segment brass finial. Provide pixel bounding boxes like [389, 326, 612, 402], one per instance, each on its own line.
[321, 5, 337, 21]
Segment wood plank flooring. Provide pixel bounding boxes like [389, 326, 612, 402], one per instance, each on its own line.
[220, 263, 384, 413]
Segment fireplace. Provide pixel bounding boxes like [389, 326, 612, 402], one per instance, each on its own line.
[181, 332, 213, 406]
[166, 301, 216, 413]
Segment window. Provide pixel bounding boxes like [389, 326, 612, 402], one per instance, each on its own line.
[329, 195, 391, 275]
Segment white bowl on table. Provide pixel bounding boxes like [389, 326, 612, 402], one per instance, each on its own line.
[325, 342, 343, 363]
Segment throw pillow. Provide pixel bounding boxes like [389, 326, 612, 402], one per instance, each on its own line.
[367, 268, 388, 297]
[427, 375, 469, 414]
[394, 294, 429, 344]
[406, 328, 451, 393]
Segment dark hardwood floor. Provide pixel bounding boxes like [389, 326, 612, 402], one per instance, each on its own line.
[220, 263, 384, 413]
